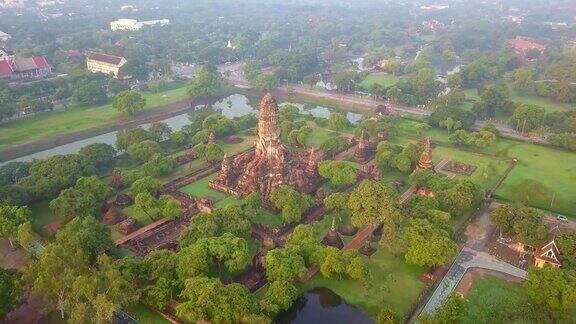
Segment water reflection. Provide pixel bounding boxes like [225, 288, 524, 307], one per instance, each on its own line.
[2, 113, 193, 164]
[2, 94, 364, 165]
[275, 288, 372, 324]
[286, 103, 362, 125]
[197, 93, 258, 117]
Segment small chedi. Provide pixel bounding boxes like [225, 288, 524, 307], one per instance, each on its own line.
[209, 93, 320, 206]
[353, 130, 384, 164]
[416, 136, 434, 171]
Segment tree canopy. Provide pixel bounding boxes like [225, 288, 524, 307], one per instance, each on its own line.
[112, 91, 146, 116]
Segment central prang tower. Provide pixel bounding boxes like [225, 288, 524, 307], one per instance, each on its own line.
[209, 93, 320, 207]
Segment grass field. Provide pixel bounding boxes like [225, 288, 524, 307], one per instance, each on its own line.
[125, 304, 171, 324]
[393, 118, 576, 217]
[490, 140, 576, 216]
[179, 174, 229, 201]
[305, 127, 340, 148]
[463, 86, 571, 114]
[0, 84, 189, 149]
[462, 276, 530, 322]
[299, 248, 426, 318]
[359, 73, 402, 89]
[510, 90, 572, 113]
[432, 146, 510, 190]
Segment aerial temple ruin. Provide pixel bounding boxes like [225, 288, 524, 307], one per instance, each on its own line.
[209, 93, 320, 206]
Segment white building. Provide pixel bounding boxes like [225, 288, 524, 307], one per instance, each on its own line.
[110, 18, 170, 31]
[0, 31, 11, 42]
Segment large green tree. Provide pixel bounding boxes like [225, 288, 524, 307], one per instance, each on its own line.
[263, 280, 298, 313]
[270, 186, 314, 224]
[0, 268, 24, 319]
[127, 140, 162, 163]
[20, 154, 96, 198]
[348, 180, 400, 228]
[525, 266, 576, 317]
[176, 276, 259, 323]
[79, 143, 116, 167]
[0, 205, 31, 248]
[328, 112, 351, 130]
[130, 176, 163, 197]
[112, 91, 146, 116]
[263, 247, 307, 282]
[187, 65, 228, 99]
[318, 160, 358, 186]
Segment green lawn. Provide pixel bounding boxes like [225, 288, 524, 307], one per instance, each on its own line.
[491, 140, 576, 217]
[463, 86, 571, 114]
[219, 133, 256, 155]
[251, 208, 284, 229]
[305, 127, 340, 148]
[432, 146, 510, 190]
[0, 84, 189, 149]
[125, 304, 171, 324]
[121, 205, 155, 226]
[463, 276, 530, 322]
[179, 174, 229, 201]
[299, 248, 426, 318]
[510, 90, 572, 113]
[393, 118, 576, 217]
[359, 73, 402, 89]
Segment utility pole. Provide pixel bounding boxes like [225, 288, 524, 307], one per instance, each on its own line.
[550, 192, 556, 210]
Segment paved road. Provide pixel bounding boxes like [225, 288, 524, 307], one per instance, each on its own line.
[419, 203, 528, 316]
[543, 215, 576, 231]
[223, 69, 536, 144]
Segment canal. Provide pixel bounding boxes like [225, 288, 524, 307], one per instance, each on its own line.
[1, 93, 363, 165]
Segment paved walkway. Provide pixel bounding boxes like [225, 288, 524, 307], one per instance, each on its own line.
[419, 203, 528, 316]
[420, 247, 527, 315]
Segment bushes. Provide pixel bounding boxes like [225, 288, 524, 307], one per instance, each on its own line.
[319, 136, 348, 156]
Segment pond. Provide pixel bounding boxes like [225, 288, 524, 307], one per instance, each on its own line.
[1, 94, 364, 165]
[286, 102, 363, 125]
[275, 288, 372, 324]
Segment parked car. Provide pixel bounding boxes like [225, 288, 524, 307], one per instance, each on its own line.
[557, 214, 568, 222]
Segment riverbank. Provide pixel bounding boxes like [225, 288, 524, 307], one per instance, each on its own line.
[0, 84, 192, 161]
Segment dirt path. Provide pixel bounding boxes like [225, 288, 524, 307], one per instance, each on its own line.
[0, 239, 26, 270]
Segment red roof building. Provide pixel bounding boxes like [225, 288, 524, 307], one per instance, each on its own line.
[0, 55, 51, 80]
[508, 37, 546, 64]
[0, 59, 13, 78]
[534, 240, 562, 268]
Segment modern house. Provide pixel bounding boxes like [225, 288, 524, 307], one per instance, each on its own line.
[0, 55, 52, 81]
[86, 52, 127, 77]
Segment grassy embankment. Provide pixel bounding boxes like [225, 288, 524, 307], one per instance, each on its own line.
[0, 83, 189, 150]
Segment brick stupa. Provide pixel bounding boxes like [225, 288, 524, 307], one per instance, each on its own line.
[416, 137, 434, 171]
[209, 93, 320, 206]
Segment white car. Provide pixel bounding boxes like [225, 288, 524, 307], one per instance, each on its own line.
[557, 215, 568, 222]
